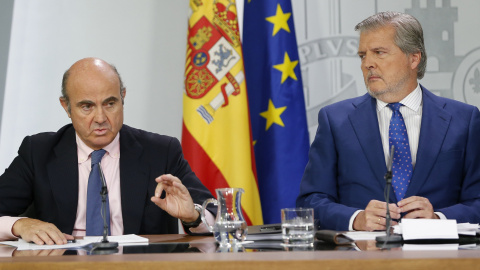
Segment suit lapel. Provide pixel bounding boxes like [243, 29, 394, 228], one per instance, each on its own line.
[46, 125, 78, 232]
[405, 87, 451, 197]
[119, 126, 149, 234]
[348, 94, 389, 195]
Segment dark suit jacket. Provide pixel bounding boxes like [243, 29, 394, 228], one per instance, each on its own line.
[0, 124, 215, 234]
[297, 86, 480, 231]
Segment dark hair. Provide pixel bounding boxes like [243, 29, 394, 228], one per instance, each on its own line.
[354, 11, 427, 79]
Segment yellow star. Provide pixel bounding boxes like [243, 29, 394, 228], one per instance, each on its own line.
[260, 99, 287, 131]
[273, 52, 298, 83]
[265, 4, 291, 36]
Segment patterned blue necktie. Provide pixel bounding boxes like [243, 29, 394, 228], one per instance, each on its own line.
[388, 103, 412, 202]
[86, 149, 109, 236]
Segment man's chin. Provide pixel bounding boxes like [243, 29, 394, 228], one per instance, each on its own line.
[366, 86, 388, 98]
[89, 135, 115, 149]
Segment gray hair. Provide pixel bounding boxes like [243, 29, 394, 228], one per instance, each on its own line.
[61, 62, 126, 113]
[354, 11, 427, 79]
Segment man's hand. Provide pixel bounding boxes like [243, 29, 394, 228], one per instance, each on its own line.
[398, 196, 439, 219]
[12, 218, 74, 245]
[150, 174, 199, 223]
[353, 200, 401, 231]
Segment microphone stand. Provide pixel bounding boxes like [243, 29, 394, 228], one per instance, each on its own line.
[376, 145, 402, 247]
[91, 164, 118, 253]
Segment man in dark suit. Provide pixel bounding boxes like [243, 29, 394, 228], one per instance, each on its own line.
[297, 11, 480, 231]
[0, 57, 214, 244]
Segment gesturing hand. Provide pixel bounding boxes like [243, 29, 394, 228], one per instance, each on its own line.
[150, 174, 199, 223]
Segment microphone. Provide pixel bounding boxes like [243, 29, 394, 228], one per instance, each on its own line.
[376, 145, 402, 247]
[91, 163, 118, 252]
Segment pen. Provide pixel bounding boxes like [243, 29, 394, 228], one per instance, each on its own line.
[29, 239, 76, 244]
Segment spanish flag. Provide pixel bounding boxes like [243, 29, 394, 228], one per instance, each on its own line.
[182, 0, 263, 225]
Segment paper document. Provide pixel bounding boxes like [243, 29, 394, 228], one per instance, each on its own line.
[0, 234, 148, 250]
[344, 231, 386, 241]
[457, 223, 479, 236]
[83, 234, 148, 246]
[396, 219, 458, 240]
[0, 239, 93, 251]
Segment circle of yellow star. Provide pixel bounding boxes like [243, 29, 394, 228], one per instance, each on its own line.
[273, 52, 298, 83]
[265, 4, 291, 36]
[260, 99, 287, 131]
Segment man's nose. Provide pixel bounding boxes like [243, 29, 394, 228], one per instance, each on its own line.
[363, 54, 375, 70]
[94, 107, 107, 123]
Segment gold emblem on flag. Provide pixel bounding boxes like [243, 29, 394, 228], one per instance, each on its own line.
[213, 0, 240, 47]
[185, 2, 244, 124]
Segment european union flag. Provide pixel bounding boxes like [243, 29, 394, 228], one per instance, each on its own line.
[243, 0, 310, 224]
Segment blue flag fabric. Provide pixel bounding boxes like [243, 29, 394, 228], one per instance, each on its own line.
[243, 0, 310, 224]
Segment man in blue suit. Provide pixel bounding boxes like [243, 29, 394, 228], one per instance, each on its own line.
[297, 11, 480, 231]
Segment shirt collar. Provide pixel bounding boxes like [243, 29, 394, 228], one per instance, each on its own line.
[376, 84, 422, 113]
[76, 132, 121, 164]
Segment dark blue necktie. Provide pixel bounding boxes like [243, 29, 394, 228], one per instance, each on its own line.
[86, 149, 109, 236]
[388, 103, 412, 202]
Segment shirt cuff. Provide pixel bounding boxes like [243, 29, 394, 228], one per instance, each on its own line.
[435, 211, 447, 220]
[0, 216, 25, 241]
[349, 210, 363, 231]
[187, 207, 215, 234]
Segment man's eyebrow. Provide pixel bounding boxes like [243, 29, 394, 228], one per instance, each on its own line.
[76, 100, 95, 106]
[357, 46, 390, 55]
[103, 96, 120, 103]
[371, 46, 389, 51]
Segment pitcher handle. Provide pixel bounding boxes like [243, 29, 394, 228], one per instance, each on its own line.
[201, 198, 217, 232]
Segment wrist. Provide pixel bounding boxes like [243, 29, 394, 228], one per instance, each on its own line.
[181, 205, 202, 228]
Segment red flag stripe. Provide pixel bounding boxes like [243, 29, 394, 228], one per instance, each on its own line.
[181, 122, 253, 226]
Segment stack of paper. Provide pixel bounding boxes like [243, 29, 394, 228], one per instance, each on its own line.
[0, 234, 148, 251]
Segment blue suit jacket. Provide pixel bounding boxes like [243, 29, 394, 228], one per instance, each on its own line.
[0, 124, 214, 235]
[297, 86, 480, 231]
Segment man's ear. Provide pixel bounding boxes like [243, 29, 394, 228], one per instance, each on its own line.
[59, 97, 71, 118]
[409, 51, 421, 70]
[121, 89, 126, 104]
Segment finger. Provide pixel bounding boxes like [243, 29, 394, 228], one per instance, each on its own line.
[163, 181, 189, 197]
[397, 196, 421, 207]
[387, 204, 402, 219]
[365, 205, 390, 219]
[154, 182, 164, 198]
[151, 195, 166, 209]
[30, 232, 46, 245]
[40, 224, 68, 245]
[368, 200, 385, 209]
[376, 216, 385, 226]
[36, 230, 55, 245]
[161, 174, 181, 182]
[49, 229, 68, 245]
[367, 216, 386, 231]
[403, 210, 424, 219]
[403, 208, 435, 219]
[64, 233, 75, 241]
[399, 198, 432, 214]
